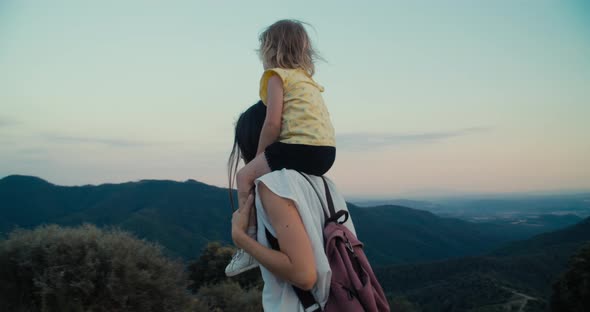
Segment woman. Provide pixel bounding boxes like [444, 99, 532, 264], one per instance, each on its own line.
[228, 101, 356, 311]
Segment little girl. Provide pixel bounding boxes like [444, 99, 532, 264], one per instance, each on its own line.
[225, 19, 336, 276]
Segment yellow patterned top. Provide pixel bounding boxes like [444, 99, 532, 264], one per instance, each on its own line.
[259, 68, 336, 147]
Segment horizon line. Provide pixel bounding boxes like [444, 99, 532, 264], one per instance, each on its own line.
[2, 174, 589, 201]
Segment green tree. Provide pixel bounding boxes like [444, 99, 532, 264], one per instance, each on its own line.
[0, 224, 192, 312]
[195, 281, 262, 312]
[388, 295, 421, 312]
[187, 241, 262, 292]
[551, 243, 590, 312]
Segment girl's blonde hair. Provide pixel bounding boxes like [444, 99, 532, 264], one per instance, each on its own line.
[258, 19, 319, 76]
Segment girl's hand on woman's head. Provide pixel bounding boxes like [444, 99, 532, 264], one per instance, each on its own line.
[231, 193, 254, 247]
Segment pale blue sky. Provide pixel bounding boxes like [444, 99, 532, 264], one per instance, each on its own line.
[1, 1, 589, 197]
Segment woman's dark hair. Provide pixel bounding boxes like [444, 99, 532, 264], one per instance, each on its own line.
[228, 101, 267, 210]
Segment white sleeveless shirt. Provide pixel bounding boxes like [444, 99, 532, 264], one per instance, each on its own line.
[254, 169, 357, 311]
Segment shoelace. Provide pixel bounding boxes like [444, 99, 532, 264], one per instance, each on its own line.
[231, 249, 244, 261]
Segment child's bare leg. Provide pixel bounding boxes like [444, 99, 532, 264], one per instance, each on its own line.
[236, 153, 271, 228]
[225, 153, 271, 276]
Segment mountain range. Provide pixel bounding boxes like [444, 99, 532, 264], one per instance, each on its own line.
[1, 174, 582, 266]
[2, 174, 590, 311]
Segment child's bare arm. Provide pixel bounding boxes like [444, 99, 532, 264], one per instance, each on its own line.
[256, 74, 283, 156]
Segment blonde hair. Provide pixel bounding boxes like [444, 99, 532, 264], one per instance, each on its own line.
[258, 19, 320, 76]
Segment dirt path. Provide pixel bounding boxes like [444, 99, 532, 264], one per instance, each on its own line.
[500, 286, 538, 312]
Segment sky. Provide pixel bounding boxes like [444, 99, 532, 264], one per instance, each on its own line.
[1, 0, 589, 198]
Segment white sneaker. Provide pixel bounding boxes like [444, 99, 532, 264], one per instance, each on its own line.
[225, 248, 259, 277]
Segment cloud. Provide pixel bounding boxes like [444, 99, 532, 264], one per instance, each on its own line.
[337, 126, 491, 150]
[0, 116, 20, 127]
[43, 134, 151, 148]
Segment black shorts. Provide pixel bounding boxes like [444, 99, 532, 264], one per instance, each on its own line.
[264, 142, 336, 176]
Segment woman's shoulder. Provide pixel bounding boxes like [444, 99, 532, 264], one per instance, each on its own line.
[256, 169, 356, 235]
[255, 170, 339, 199]
[255, 169, 302, 191]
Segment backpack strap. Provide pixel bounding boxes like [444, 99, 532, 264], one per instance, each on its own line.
[265, 228, 322, 312]
[320, 177, 337, 217]
[296, 172, 329, 221]
[298, 172, 349, 225]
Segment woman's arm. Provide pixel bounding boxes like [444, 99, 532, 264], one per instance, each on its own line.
[232, 183, 317, 290]
[256, 74, 283, 155]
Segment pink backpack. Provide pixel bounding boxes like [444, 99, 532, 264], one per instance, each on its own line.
[265, 174, 390, 311]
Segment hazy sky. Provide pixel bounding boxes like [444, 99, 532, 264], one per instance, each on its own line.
[1, 0, 589, 198]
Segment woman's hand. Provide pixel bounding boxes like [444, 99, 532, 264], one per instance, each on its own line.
[231, 193, 254, 248]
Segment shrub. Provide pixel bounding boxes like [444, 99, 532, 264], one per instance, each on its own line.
[188, 242, 262, 292]
[0, 224, 192, 312]
[195, 281, 262, 312]
[388, 295, 421, 312]
[551, 243, 590, 312]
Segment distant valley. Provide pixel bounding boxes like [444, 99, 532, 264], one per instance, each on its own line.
[2, 174, 589, 311]
[376, 217, 590, 311]
[353, 193, 590, 227]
